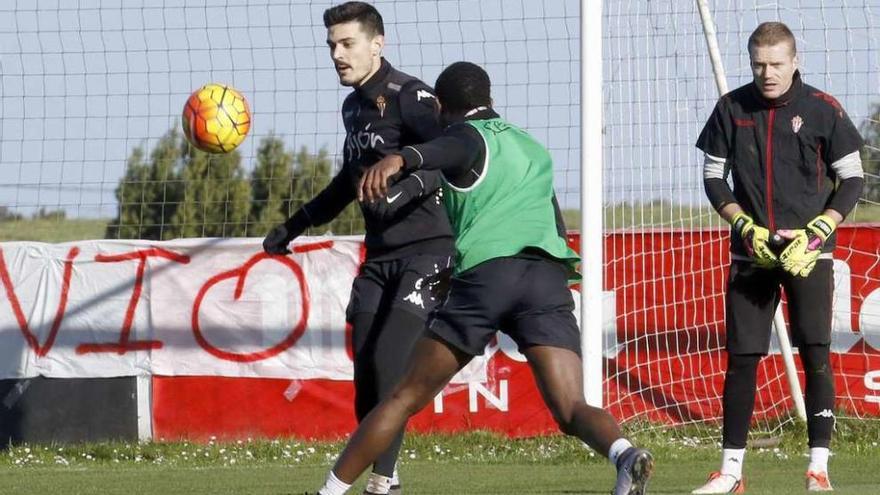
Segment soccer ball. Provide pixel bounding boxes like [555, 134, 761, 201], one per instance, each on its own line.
[182, 83, 251, 153]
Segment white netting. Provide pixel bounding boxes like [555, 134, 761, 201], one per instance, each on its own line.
[603, 0, 880, 435]
[0, 0, 579, 240]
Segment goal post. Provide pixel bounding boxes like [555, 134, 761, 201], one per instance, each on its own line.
[581, 0, 605, 408]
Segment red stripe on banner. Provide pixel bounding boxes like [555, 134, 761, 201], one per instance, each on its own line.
[152, 355, 560, 440]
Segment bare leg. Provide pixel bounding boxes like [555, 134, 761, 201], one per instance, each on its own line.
[523, 345, 622, 456]
[333, 336, 471, 483]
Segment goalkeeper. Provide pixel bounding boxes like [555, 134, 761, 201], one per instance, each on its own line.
[313, 61, 653, 495]
[694, 22, 864, 494]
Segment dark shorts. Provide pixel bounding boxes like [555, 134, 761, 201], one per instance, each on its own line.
[427, 256, 581, 357]
[346, 254, 453, 322]
[726, 259, 833, 355]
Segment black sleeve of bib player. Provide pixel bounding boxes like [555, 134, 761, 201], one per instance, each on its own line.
[398, 123, 483, 177]
[552, 194, 567, 238]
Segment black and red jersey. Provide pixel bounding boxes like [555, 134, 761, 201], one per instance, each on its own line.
[295, 58, 454, 261]
[697, 71, 864, 254]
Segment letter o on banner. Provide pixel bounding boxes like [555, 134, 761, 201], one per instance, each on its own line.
[192, 253, 309, 362]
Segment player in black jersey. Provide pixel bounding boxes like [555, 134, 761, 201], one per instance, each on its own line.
[262, 3, 453, 494]
[694, 22, 864, 494]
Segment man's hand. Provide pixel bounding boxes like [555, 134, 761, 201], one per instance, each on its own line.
[777, 214, 836, 277]
[731, 212, 778, 269]
[263, 224, 295, 255]
[358, 154, 405, 203]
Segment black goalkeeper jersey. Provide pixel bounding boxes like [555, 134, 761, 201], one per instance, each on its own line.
[298, 59, 454, 261]
[697, 71, 864, 255]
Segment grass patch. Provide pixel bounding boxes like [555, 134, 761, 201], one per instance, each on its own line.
[0, 421, 878, 493]
[0, 218, 108, 242]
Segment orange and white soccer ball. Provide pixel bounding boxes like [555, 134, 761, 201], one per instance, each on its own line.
[182, 83, 251, 153]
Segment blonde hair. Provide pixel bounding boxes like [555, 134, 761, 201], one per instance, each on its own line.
[748, 22, 797, 55]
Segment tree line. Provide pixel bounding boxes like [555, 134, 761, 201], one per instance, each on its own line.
[106, 130, 364, 240]
[105, 102, 880, 240]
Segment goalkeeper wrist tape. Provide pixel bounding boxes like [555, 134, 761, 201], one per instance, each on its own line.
[731, 212, 754, 237]
[806, 214, 836, 249]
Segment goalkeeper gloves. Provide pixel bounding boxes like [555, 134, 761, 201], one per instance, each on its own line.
[778, 214, 836, 278]
[731, 212, 778, 269]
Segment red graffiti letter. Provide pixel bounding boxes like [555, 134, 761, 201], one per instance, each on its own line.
[191, 242, 333, 362]
[76, 247, 190, 355]
[0, 246, 79, 357]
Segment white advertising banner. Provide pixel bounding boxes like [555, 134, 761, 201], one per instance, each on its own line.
[0, 237, 360, 380]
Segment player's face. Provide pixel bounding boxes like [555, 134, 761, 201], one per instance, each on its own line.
[749, 42, 798, 100]
[326, 21, 384, 87]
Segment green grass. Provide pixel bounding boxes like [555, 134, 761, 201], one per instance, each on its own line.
[1, 422, 878, 494]
[1, 460, 877, 495]
[0, 218, 108, 242]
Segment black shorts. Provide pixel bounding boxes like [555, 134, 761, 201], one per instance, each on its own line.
[346, 254, 453, 322]
[726, 259, 833, 355]
[427, 256, 581, 357]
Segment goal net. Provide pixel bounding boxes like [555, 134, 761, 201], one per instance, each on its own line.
[602, 0, 880, 438]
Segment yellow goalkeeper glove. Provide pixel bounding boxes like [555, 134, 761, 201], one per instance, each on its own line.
[731, 212, 778, 269]
[778, 214, 836, 277]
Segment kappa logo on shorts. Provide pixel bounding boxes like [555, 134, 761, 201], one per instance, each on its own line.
[403, 290, 425, 309]
[404, 276, 427, 308]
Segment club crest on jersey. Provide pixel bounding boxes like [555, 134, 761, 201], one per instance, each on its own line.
[791, 115, 803, 134]
[376, 95, 386, 118]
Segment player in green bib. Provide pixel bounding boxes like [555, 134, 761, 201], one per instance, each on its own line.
[314, 62, 653, 495]
[440, 115, 580, 275]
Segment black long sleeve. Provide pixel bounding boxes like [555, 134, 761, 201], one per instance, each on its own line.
[297, 167, 356, 227]
[361, 170, 442, 222]
[399, 123, 484, 179]
[827, 176, 864, 218]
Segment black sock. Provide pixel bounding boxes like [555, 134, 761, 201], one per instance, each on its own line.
[800, 344, 835, 448]
[722, 353, 761, 449]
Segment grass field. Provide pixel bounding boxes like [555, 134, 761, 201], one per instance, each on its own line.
[1, 424, 878, 494]
[0, 218, 108, 243]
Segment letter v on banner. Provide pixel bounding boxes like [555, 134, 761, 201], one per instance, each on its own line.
[0, 246, 79, 357]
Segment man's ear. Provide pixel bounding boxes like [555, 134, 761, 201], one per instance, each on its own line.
[372, 34, 385, 57]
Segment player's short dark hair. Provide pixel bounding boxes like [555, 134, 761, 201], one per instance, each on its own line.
[748, 22, 796, 55]
[434, 62, 492, 114]
[323, 2, 384, 37]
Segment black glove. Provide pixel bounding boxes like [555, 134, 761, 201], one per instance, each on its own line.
[262, 211, 309, 255]
[262, 224, 294, 254]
